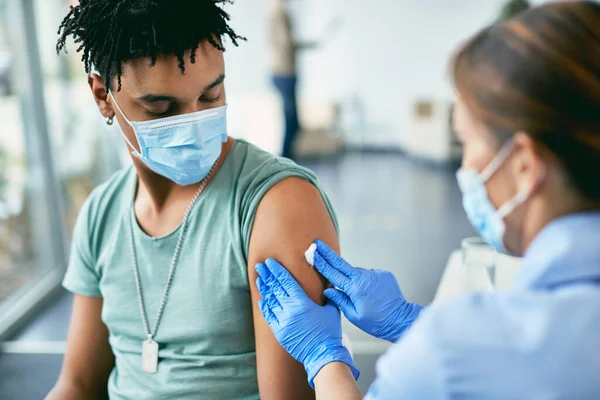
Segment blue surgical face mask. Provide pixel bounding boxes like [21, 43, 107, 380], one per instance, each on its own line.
[456, 141, 529, 253]
[109, 92, 227, 186]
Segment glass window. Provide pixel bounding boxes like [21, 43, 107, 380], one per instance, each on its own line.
[0, 0, 57, 312]
[0, 0, 125, 334]
[35, 0, 125, 236]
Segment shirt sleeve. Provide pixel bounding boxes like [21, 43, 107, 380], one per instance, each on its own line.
[62, 197, 102, 297]
[365, 311, 448, 400]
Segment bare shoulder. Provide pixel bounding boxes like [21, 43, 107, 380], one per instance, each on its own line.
[249, 175, 339, 302]
[254, 176, 337, 247]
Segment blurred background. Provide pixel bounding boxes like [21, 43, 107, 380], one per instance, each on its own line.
[0, 0, 537, 397]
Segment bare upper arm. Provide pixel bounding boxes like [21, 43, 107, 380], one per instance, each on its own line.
[48, 294, 114, 399]
[248, 177, 339, 399]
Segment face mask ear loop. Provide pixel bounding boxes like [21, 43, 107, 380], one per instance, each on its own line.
[480, 140, 515, 183]
[481, 139, 526, 219]
[497, 190, 529, 219]
[497, 161, 547, 219]
[108, 91, 141, 156]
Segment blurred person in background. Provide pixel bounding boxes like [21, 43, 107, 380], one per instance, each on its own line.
[269, 0, 300, 159]
[268, 0, 338, 160]
[46, 0, 341, 399]
[255, 1, 600, 398]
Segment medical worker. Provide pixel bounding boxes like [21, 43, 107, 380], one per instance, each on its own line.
[256, 2, 600, 399]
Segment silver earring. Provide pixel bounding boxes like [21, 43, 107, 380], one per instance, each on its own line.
[106, 117, 114, 126]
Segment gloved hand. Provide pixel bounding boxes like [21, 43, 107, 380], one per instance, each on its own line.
[313, 240, 424, 343]
[255, 259, 360, 388]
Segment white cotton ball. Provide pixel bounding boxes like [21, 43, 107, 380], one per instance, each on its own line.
[304, 243, 317, 267]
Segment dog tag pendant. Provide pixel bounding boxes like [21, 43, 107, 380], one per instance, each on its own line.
[142, 338, 159, 373]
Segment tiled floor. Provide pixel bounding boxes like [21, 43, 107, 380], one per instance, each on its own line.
[0, 151, 474, 398]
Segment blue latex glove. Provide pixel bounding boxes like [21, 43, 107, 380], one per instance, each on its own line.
[313, 240, 425, 343]
[255, 259, 360, 389]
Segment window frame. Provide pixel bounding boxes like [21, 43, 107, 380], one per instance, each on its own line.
[0, 0, 68, 340]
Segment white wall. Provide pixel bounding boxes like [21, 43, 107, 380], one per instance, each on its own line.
[224, 0, 545, 149]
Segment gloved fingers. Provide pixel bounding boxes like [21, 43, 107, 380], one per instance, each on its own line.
[315, 240, 357, 279]
[256, 263, 275, 286]
[256, 276, 270, 297]
[314, 252, 351, 292]
[258, 261, 293, 300]
[258, 299, 279, 326]
[258, 260, 292, 296]
[323, 300, 343, 322]
[264, 267, 291, 300]
[265, 258, 308, 299]
[324, 288, 355, 318]
[257, 277, 283, 311]
[265, 291, 283, 311]
[260, 260, 291, 298]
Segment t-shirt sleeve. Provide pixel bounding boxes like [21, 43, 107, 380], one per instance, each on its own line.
[62, 196, 102, 297]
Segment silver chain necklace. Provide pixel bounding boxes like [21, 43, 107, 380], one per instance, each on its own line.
[129, 158, 220, 374]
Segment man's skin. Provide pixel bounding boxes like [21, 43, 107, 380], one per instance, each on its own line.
[248, 176, 338, 398]
[47, 40, 337, 399]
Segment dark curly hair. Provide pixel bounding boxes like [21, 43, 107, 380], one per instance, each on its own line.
[56, 0, 246, 91]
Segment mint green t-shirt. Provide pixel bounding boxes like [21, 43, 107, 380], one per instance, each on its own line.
[63, 140, 338, 399]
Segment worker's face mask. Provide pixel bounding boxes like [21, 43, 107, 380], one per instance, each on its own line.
[456, 140, 529, 253]
[109, 92, 227, 186]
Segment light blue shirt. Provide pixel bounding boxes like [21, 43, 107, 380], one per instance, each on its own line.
[366, 212, 600, 400]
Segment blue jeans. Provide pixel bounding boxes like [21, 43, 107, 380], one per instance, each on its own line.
[272, 75, 299, 159]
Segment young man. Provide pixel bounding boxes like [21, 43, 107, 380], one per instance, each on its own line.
[47, 1, 338, 399]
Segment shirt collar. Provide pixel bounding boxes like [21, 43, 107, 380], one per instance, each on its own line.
[512, 211, 600, 291]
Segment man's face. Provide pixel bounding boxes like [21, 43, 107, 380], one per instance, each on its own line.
[91, 40, 226, 155]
